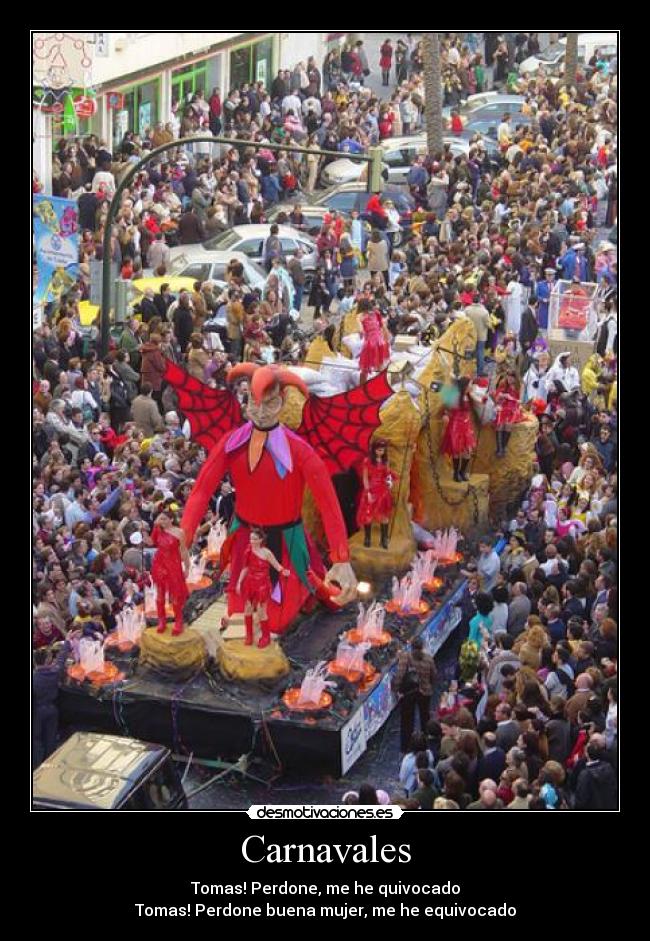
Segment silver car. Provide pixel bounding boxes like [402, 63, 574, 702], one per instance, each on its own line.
[172, 224, 319, 275]
[443, 93, 525, 123]
[322, 136, 471, 187]
[166, 250, 266, 291]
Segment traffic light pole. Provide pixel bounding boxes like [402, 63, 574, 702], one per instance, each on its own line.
[100, 136, 384, 358]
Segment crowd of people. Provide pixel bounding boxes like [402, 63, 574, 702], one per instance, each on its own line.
[33, 32, 618, 805]
[347, 422, 618, 810]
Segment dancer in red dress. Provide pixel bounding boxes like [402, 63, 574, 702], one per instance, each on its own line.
[236, 527, 290, 648]
[494, 370, 524, 457]
[358, 299, 390, 383]
[439, 376, 477, 482]
[357, 439, 398, 549]
[151, 513, 190, 636]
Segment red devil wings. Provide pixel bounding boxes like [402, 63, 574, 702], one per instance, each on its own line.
[163, 361, 392, 474]
[296, 369, 393, 475]
[163, 361, 243, 451]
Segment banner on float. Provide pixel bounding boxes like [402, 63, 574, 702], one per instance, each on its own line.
[340, 706, 367, 775]
[420, 583, 466, 657]
[33, 194, 79, 303]
[342, 580, 471, 774]
[363, 667, 397, 742]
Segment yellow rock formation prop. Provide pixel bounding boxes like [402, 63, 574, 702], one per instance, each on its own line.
[139, 626, 207, 677]
[304, 335, 333, 369]
[217, 639, 290, 682]
[349, 388, 419, 581]
[279, 316, 536, 584]
[472, 414, 538, 520]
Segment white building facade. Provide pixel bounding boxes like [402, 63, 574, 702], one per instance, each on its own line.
[34, 31, 346, 192]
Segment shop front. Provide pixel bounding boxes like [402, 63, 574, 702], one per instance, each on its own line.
[172, 53, 222, 107]
[229, 35, 274, 88]
[111, 76, 161, 148]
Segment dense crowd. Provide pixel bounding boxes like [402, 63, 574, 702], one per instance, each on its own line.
[33, 32, 617, 805]
[347, 424, 618, 809]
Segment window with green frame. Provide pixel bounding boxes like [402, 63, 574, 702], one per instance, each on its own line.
[229, 37, 274, 89]
[172, 62, 208, 106]
[112, 77, 161, 147]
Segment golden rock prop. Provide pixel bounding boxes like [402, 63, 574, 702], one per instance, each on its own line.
[472, 414, 538, 521]
[217, 639, 290, 682]
[349, 389, 419, 582]
[139, 626, 207, 677]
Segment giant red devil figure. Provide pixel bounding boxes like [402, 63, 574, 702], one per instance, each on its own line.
[166, 361, 393, 634]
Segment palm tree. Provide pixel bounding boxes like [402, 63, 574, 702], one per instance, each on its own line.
[422, 32, 444, 156]
[564, 32, 579, 89]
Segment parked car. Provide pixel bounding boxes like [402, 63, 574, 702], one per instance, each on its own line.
[176, 225, 318, 276]
[273, 183, 415, 246]
[444, 94, 525, 127]
[268, 183, 416, 245]
[520, 33, 617, 76]
[32, 732, 188, 810]
[77, 276, 199, 327]
[463, 113, 537, 141]
[449, 131, 503, 170]
[165, 249, 267, 290]
[519, 44, 566, 76]
[321, 136, 471, 187]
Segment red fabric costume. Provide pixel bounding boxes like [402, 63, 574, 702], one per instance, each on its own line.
[240, 546, 274, 608]
[379, 43, 393, 69]
[495, 382, 524, 427]
[357, 458, 398, 525]
[166, 362, 393, 634]
[440, 399, 477, 457]
[558, 285, 590, 331]
[359, 311, 390, 373]
[182, 424, 346, 633]
[151, 525, 189, 635]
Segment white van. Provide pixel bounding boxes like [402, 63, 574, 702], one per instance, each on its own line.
[520, 33, 617, 76]
[559, 32, 618, 63]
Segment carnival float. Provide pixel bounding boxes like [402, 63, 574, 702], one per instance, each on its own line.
[59, 316, 538, 776]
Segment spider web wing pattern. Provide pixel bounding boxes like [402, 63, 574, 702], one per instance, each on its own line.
[163, 361, 242, 451]
[297, 370, 393, 475]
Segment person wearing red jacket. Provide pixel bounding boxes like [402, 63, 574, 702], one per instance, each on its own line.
[378, 110, 394, 140]
[366, 193, 388, 230]
[209, 86, 222, 135]
[379, 40, 393, 86]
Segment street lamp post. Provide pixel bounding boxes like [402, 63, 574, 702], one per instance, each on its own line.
[100, 136, 383, 358]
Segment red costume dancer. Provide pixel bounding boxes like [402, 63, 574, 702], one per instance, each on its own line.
[236, 528, 290, 648]
[358, 299, 390, 381]
[357, 439, 398, 549]
[151, 514, 190, 636]
[440, 376, 477, 481]
[494, 371, 524, 457]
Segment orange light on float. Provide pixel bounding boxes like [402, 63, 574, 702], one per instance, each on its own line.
[281, 688, 334, 711]
[384, 598, 430, 617]
[327, 659, 377, 685]
[423, 576, 444, 592]
[67, 661, 123, 687]
[436, 551, 464, 566]
[186, 576, 212, 592]
[344, 626, 392, 646]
